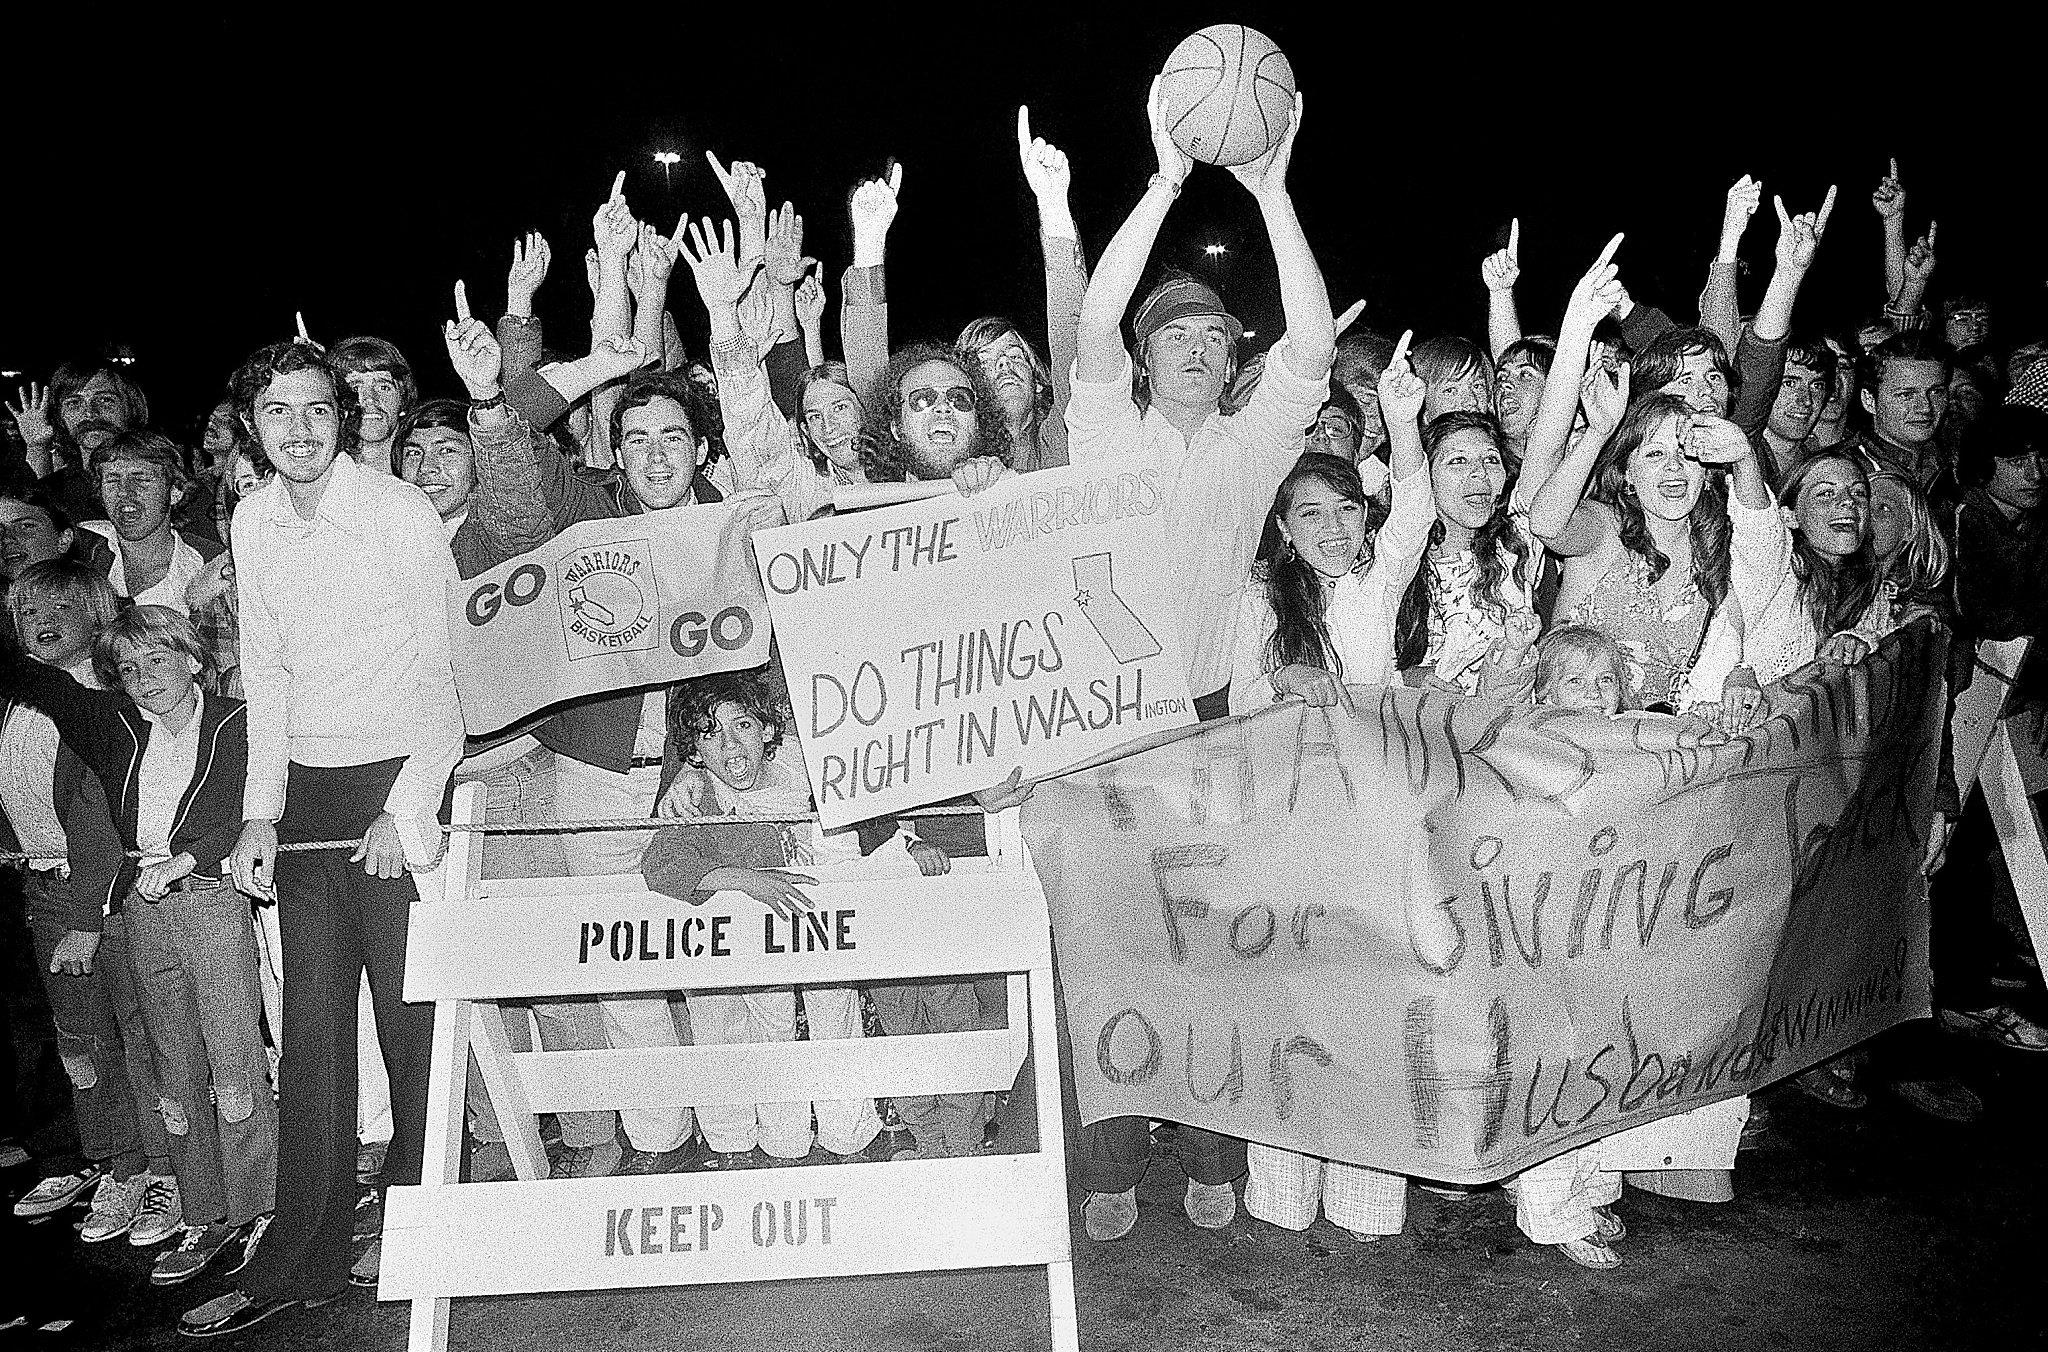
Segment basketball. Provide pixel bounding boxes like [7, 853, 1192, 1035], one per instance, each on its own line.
[1156, 24, 1296, 167]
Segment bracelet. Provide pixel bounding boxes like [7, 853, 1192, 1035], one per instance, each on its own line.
[1147, 173, 1183, 199]
[470, 389, 505, 410]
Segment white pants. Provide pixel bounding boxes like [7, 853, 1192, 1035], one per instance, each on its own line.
[690, 986, 879, 1158]
[1511, 1142, 1620, 1244]
[555, 755, 694, 1153]
[1244, 1144, 1406, 1236]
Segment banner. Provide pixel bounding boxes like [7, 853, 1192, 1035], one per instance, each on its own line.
[1024, 624, 1948, 1183]
[755, 460, 1197, 829]
[449, 504, 771, 734]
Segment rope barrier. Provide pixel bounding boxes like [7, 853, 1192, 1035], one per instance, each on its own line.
[0, 804, 990, 868]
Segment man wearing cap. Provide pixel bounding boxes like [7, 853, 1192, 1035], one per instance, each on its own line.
[1062, 83, 1333, 1243]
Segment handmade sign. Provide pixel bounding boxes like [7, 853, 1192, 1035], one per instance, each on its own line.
[1025, 623, 1948, 1183]
[448, 503, 770, 733]
[755, 460, 1197, 829]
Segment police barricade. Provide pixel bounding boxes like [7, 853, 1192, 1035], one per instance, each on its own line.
[1952, 638, 2048, 956]
[382, 783, 1078, 1352]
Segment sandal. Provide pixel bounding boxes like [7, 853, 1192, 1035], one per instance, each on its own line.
[1795, 1066, 1868, 1110]
[1553, 1237, 1622, 1270]
[1593, 1206, 1626, 1243]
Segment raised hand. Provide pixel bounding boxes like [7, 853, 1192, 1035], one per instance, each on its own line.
[1719, 175, 1762, 256]
[763, 203, 813, 287]
[586, 334, 651, 385]
[706, 153, 769, 259]
[849, 163, 903, 247]
[626, 223, 677, 304]
[794, 268, 827, 331]
[1481, 218, 1520, 292]
[1226, 91, 1302, 199]
[592, 171, 637, 266]
[1144, 75, 1195, 187]
[1682, 412, 1752, 465]
[679, 217, 765, 314]
[506, 230, 551, 315]
[442, 281, 504, 401]
[1500, 610, 1542, 662]
[1017, 105, 1073, 203]
[5, 382, 53, 449]
[1872, 157, 1905, 221]
[1376, 330, 1425, 429]
[1904, 222, 1939, 286]
[1773, 185, 1837, 271]
[1564, 233, 1626, 332]
[1580, 358, 1631, 436]
[971, 766, 1036, 814]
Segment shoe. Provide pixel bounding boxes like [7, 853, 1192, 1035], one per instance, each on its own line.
[1939, 1004, 2048, 1052]
[1183, 1179, 1237, 1230]
[12, 1164, 105, 1218]
[152, 1223, 239, 1286]
[620, 1144, 698, 1175]
[80, 1171, 151, 1243]
[1554, 1237, 1622, 1270]
[129, 1174, 185, 1246]
[179, 1287, 341, 1338]
[1795, 1065, 1868, 1110]
[352, 1186, 383, 1241]
[1417, 1182, 1482, 1200]
[0, 1138, 28, 1169]
[1082, 1188, 1137, 1242]
[889, 1147, 923, 1163]
[1340, 1227, 1386, 1243]
[469, 1140, 514, 1183]
[1891, 1077, 1984, 1123]
[355, 1139, 389, 1184]
[349, 1237, 381, 1288]
[551, 1140, 623, 1180]
[227, 1213, 272, 1275]
[1593, 1206, 1626, 1243]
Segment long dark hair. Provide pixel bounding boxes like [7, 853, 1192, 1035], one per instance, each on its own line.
[1261, 455, 1369, 677]
[1780, 451, 1879, 637]
[1591, 393, 1732, 611]
[1393, 413, 1532, 669]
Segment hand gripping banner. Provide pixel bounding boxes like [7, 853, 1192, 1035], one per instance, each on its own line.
[1023, 623, 1948, 1183]
[448, 503, 771, 734]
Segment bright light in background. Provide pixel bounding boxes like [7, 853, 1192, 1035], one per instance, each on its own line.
[1204, 243, 1228, 258]
[653, 150, 680, 188]
[1241, 331, 1256, 340]
[0, 370, 19, 379]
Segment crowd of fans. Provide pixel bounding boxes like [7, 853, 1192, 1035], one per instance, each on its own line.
[2, 80, 2045, 1340]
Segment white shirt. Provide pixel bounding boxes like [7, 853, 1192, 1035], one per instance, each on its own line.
[232, 453, 465, 832]
[80, 521, 210, 613]
[1228, 459, 1436, 712]
[0, 704, 67, 859]
[1065, 336, 1329, 696]
[136, 691, 206, 864]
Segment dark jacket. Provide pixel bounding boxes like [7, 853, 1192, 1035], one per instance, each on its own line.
[0, 695, 126, 932]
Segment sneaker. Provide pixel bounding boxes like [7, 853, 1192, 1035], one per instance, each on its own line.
[227, 1213, 272, 1275]
[349, 1237, 381, 1289]
[469, 1140, 514, 1183]
[551, 1140, 623, 1180]
[13, 1164, 104, 1218]
[1082, 1188, 1137, 1242]
[1939, 1004, 2048, 1052]
[1593, 1206, 1626, 1243]
[129, 1174, 185, 1246]
[352, 1186, 383, 1241]
[0, 1138, 29, 1169]
[1183, 1179, 1237, 1230]
[355, 1139, 389, 1184]
[179, 1287, 342, 1339]
[79, 1171, 151, 1243]
[152, 1223, 239, 1286]
[1891, 1077, 1984, 1123]
[1554, 1237, 1622, 1270]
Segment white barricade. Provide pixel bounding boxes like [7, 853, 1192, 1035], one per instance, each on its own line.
[382, 783, 1078, 1352]
[1954, 639, 2048, 958]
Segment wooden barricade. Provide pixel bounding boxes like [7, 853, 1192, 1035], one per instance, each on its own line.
[382, 783, 1078, 1352]
[1951, 638, 2048, 957]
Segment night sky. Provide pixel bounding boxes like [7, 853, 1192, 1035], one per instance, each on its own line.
[3, 10, 2032, 438]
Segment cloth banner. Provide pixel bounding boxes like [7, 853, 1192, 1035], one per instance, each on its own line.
[755, 460, 1197, 829]
[1024, 623, 1947, 1183]
[449, 503, 770, 734]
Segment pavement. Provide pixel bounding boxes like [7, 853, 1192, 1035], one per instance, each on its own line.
[2, 1020, 2044, 1352]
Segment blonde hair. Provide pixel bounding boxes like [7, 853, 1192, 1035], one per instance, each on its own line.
[7, 559, 120, 642]
[91, 604, 210, 692]
[1870, 469, 1950, 599]
[1534, 625, 1630, 709]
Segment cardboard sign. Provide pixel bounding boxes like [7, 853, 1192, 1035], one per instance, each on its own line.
[755, 461, 1197, 828]
[1024, 624, 1949, 1183]
[448, 504, 770, 733]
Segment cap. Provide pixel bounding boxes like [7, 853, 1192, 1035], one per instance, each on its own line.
[2008, 356, 2048, 415]
[1133, 276, 1243, 351]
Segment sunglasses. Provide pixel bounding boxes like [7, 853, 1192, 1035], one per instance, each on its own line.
[904, 385, 975, 414]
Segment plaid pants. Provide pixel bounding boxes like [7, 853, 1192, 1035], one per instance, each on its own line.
[1244, 1144, 1406, 1236]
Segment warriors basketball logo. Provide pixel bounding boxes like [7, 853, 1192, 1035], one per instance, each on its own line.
[558, 539, 656, 658]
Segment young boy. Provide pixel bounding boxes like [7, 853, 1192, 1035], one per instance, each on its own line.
[2, 561, 179, 1247]
[642, 670, 943, 1164]
[1533, 624, 1630, 715]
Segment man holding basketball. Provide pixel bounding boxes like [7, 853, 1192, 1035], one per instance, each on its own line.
[1063, 70, 1334, 1241]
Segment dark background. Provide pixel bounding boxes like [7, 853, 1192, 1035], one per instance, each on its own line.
[1, 8, 2034, 438]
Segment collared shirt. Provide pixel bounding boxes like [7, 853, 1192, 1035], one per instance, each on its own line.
[0, 703, 68, 860]
[1065, 336, 1329, 696]
[81, 523, 242, 697]
[136, 691, 206, 864]
[232, 453, 464, 832]
[83, 521, 210, 611]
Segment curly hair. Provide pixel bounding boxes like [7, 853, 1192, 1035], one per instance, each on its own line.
[1392, 413, 1533, 670]
[228, 341, 362, 464]
[856, 342, 1011, 483]
[957, 317, 1055, 448]
[1261, 455, 1370, 677]
[607, 371, 728, 471]
[1780, 451, 1879, 638]
[668, 669, 786, 762]
[1590, 393, 1732, 612]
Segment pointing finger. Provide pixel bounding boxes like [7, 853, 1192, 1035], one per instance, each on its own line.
[608, 170, 626, 202]
[1889, 156, 1899, 181]
[1593, 232, 1624, 268]
[1334, 299, 1366, 337]
[295, 311, 311, 343]
[1389, 329, 1414, 371]
[1927, 220, 1938, 248]
[453, 280, 471, 323]
[1817, 184, 1838, 232]
[1508, 216, 1520, 260]
[1773, 195, 1790, 229]
[886, 160, 903, 195]
[1017, 105, 1031, 155]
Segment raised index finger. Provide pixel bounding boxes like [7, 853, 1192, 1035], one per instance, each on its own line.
[453, 280, 471, 323]
[1593, 232, 1624, 269]
[1508, 217, 1520, 260]
[1017, 105, 1032, 155]
[608, 170, 626, 202]
[1816, 184, 1838, 232]
[1889, 156, 1900, 182]
[1389, 329, 1414, 371]
[886, 160, 903, 195]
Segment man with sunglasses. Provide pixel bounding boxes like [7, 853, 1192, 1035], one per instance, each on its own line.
[1062, 82, 1335, 1244]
